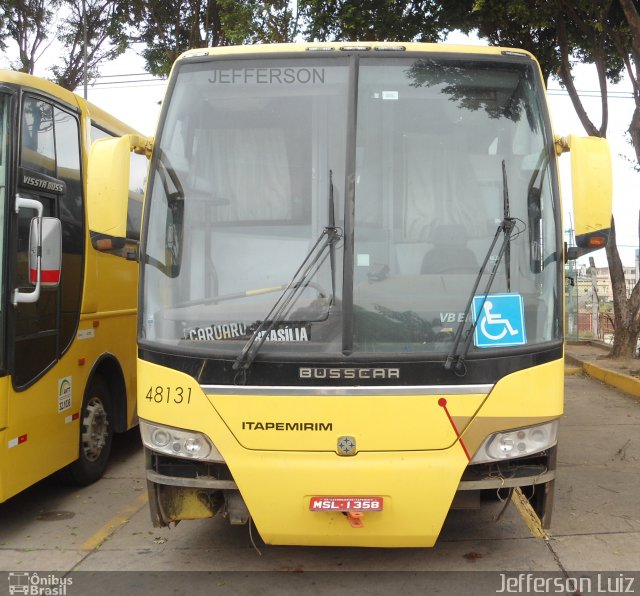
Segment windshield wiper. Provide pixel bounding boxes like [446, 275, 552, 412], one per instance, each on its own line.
[502, 160, 512, 293]
[145, 149, 185, 276]
[444, 160, 516, 375]
[232, 172, 341, 382]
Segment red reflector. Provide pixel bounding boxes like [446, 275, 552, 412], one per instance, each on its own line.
[29, 269, 61, 284]
[78, 357, 86, 366]
[588, 236, 606, 248]
[95, 238, 113, 250]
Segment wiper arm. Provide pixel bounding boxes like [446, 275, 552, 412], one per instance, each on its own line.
[232, 172, 341, 381]
[502, 160, 512, 293]
[156, 148, 185, 205]
[145, 149, 185, 276]
[443, 217, 516, 375]
[444, 160, 516, 375]
[328, 170, 337, 303]
[232, 226, 340, 380]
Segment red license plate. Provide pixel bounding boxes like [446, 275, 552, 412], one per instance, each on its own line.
[309, 496, 383, 512]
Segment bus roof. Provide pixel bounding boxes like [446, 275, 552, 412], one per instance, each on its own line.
[176, 41, 537, 64]
[0, 69, 139, 137]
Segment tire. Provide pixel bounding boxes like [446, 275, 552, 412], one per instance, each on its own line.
[65, 376, 113, 486]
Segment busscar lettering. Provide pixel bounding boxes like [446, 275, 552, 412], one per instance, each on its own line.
[242, 421, 333, 431]
[208, 67, 325, 85]
[299, 367, 400, 380]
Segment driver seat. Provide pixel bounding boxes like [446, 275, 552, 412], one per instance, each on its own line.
[420, 224, 479, 274]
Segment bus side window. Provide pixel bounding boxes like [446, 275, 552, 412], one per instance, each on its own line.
[54, 106, 83, 353]
[21, 98, 55, 176]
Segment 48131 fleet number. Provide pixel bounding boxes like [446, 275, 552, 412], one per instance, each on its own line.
[145, 386, 192, 405]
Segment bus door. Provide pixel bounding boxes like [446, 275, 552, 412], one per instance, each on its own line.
[0, 89, 12, 460]
[2, 93, 84, 500]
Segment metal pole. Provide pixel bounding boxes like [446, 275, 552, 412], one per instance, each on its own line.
[589, 257, 599, 339]
[83, 0, 88, 99]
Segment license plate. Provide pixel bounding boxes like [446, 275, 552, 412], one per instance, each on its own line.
[309, 496, 383, 512]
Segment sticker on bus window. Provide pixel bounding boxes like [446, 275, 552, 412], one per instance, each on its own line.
[58, 376, 72, 412]
[184, 322, 311, 342]
[471, 294, 527, 348]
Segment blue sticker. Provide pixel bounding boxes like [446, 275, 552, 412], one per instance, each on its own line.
[471, 294, 527, 348]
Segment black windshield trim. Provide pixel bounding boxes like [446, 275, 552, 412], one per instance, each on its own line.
[139, 337, 563, 364]
[341, 54, 359, 356]
[139, 341, 563, 386]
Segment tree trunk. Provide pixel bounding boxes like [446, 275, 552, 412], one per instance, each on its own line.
[606, 218, 640, 358]
[610, 323, 639, 358]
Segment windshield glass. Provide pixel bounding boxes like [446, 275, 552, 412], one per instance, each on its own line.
[143, 58, 349, 353]
[352, 58, 559, 353]
[0, 93, 10, 369]
[141, 54, 560, 359]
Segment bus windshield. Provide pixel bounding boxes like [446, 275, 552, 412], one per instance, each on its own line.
[141, 54, 560, 360]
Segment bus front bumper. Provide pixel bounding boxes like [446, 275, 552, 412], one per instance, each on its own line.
[147, 445, 475, 547]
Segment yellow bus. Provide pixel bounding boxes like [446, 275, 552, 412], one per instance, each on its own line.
[90, 43, 612, 547]
[0, 70, 146, 502]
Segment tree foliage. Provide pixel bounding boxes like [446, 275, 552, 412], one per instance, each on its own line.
[465, 0, 640, 358]
[52, 0, 129, 90]
[0, 0, 59, 73]
[298, 0, 453, 43]
[126, 0, 300, 78]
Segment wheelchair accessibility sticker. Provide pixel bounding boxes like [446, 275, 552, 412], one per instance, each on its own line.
[471, 293, 527, 348]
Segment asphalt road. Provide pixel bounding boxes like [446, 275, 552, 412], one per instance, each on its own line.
[0, 372, 638, 595]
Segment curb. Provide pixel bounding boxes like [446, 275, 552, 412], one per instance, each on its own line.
[565, 353, 640, 401]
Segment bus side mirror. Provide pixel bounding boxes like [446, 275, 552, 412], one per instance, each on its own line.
[31, 217, 62, 287]
[87, 134, 151, 242]
[559, 135, 612, 259]
[13, 195, 62, 305]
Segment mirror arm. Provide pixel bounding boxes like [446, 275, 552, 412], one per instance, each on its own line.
[131, 134, 154, 159]
[554, 134, 570, 155]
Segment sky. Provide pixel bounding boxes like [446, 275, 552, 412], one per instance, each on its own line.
[4, 33, 639, 268]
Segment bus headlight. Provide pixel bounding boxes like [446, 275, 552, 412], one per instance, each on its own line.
[469, 420, 558, 464]
[139, 419, 225, 462]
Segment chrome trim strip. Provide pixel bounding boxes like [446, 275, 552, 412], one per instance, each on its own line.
[200, 384, 493, 396]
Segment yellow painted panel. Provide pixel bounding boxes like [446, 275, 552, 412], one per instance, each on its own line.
[0, 376, 8, 430]
[474, 358, 564, 419]
[139, 357, 565, 546]
[211, 392, 484, 451]
[569, 135, 613, 240]
[237, 449, 468, 547]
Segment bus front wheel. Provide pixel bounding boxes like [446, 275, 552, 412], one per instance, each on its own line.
[65, 377, 114, 486]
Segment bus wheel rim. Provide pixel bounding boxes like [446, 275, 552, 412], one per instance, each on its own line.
[81, 397, 109, 462]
